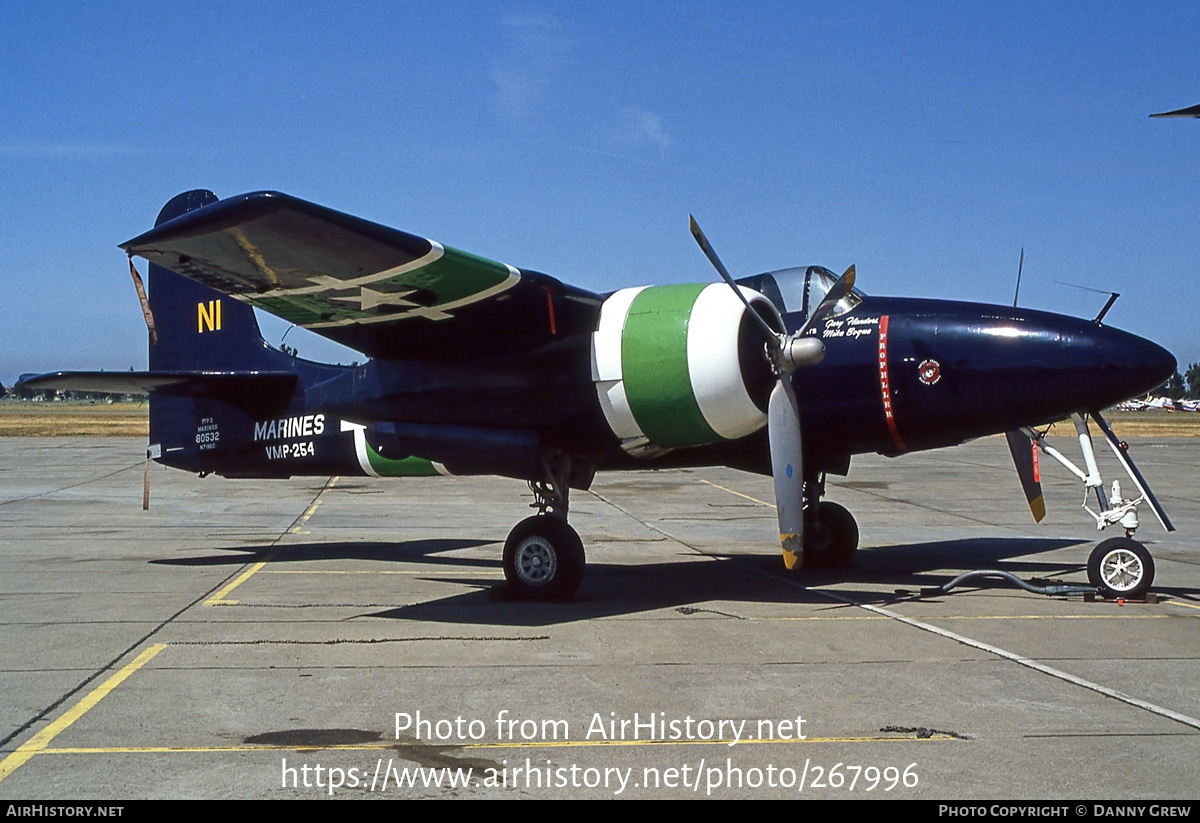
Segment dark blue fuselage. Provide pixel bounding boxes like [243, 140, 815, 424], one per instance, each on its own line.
[794, 296, 1174, 468]
[146, 269, 1174, 484]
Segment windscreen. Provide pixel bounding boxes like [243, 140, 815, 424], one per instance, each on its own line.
[735, 266, 863, 324]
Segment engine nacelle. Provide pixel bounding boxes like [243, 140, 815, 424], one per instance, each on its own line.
[591, 283, 781, 455]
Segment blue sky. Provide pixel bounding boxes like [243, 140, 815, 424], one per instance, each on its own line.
[2, 1, 1198, 386]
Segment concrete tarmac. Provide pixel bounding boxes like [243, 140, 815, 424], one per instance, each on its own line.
[0, 435, 1197, 799]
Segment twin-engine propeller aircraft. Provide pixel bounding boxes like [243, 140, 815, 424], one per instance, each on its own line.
[21, 190, 1178, 601]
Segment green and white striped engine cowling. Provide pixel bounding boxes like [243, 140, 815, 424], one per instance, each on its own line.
[591, 283, 781, 455]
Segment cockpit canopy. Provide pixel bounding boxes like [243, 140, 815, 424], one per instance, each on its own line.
[736, 266, 863, 325]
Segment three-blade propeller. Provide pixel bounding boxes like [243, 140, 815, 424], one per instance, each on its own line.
[689, 216, 854, 569]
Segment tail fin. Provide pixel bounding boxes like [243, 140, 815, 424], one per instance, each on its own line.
[147, 190, 284, 373]
[143, 190, 303, 453]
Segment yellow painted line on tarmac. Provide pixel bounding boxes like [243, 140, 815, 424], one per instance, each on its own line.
[291, 476, 337, 533]
[259, 569, 505, 576]
[206, 562, 268, 605]
[38, 733, 952, 757]
[208, 477, 339, 605]
[700, 479, 774, 508]
[291, 500, 323, 534]
[1163, 598, 1200, 612]
[42, 745, 365, 754]
[461, 734, 953, 749]
[0, 644, 166, 783]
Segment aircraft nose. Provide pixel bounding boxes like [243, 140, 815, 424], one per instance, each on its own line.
[1089, 325, 1176, 408]
[1138, 335, 1177, 386]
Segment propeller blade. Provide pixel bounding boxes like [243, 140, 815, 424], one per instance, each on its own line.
[1005, 430, 1045, 522]
[798, 264, 856, 336]
[768, 378, 805, 569]
[689, 215, 781, 346]
[688, 214, 736, 285]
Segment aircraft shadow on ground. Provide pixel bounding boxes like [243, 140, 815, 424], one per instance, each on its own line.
[149, 535, 1199, 625]
[360, 535, 1108, 626]
[150, 538, 497, 570]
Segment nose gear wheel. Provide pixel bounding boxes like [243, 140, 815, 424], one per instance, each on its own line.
[1088, 537, 1154, 599]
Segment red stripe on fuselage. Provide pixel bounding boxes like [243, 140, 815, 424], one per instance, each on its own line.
[544, 288, 557, 335]
[878, 315, 907, 452]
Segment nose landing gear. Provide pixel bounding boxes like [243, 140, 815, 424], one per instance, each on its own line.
[1020, 412, 1173, 600]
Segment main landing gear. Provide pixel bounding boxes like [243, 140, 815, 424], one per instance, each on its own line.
[802, 474, 860, 568]
[502, 452, 592, 601]
[503, 515, 584, 601]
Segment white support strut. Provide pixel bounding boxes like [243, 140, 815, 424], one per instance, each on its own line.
[1072, 413, 1109, 512]
[1023, 415, 1156, 535]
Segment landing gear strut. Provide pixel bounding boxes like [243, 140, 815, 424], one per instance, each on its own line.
[502, 451, 591, 601]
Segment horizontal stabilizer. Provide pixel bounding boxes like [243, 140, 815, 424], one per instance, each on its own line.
[17, 371, 298, 413]
[1005, 429, 1046, 522]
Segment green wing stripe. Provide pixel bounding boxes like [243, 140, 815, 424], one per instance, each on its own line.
[621, 284, 718, 447]
[241, 243, 516, 329]
[403, 246, 513, 304]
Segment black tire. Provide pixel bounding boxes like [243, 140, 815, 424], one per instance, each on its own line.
[1088, 537, 1154, 599]
[805, 501, 859, 568]
[503, 516, 585, 601]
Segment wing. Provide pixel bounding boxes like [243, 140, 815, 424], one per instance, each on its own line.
[1149, 103, 1200, 118]
[121, 191, 602, 359]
